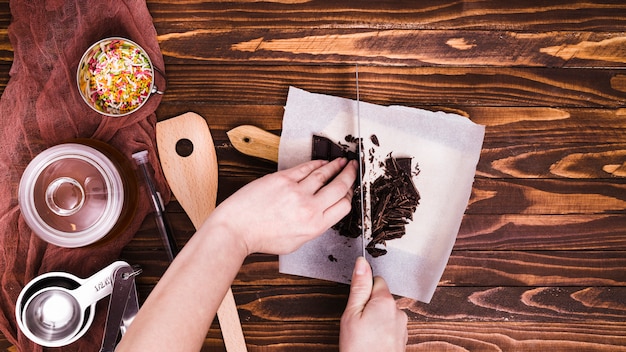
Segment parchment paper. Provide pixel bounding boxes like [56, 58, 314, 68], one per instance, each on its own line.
[278, 87, 484, 303]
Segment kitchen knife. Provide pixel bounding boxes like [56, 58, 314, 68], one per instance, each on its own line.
[355, 65, 368, 258]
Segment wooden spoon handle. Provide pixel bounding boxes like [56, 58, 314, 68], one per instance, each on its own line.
[156, 112, 247, 352]
[227, 125, 280, 163]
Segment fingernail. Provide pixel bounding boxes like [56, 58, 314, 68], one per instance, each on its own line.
[337, 157, 348, 166]
[354, 256, 367, 275]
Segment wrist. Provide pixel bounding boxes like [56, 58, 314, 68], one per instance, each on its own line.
[196, 210, 251, 260]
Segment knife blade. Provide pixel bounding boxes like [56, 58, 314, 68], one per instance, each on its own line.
[355, 65, 371, 258]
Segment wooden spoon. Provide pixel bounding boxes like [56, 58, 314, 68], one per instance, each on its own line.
[156, 112, 247, 351]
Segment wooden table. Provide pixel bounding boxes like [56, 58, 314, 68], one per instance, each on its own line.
[2, 1, 626, 350]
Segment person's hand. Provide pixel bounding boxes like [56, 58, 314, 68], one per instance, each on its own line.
[339, 257, 408, 352]
[208, 157, 357, 255]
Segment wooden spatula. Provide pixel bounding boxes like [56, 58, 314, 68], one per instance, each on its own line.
[156, 112, 247, 352]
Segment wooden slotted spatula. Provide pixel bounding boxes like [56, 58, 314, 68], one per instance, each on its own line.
[156, 112, 247, 351]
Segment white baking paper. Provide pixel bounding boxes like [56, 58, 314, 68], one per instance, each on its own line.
[278, 87, 485, 303]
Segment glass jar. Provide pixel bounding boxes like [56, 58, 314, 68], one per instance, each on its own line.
[18, 140, 137, 247]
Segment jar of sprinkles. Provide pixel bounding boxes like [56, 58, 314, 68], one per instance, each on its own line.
[77, 37, 161, 117]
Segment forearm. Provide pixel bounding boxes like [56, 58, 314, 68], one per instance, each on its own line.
[116, 158, 356, 351]
[116, 216, 248, 351]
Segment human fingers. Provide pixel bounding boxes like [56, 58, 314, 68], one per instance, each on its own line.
[371, 277, 409, 343]
[342, 257, 373, 318]
[369, 276, 400, 311]
[369, 277, 406, 317]
[316, 160, 357, 225]
[315, 159, 357, 206]
[279, 159, 330, 183]
[297, 157, 349, 194]
[371, 276, 392, 298]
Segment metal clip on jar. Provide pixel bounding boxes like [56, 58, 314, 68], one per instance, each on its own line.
[18, 140, 137, 248]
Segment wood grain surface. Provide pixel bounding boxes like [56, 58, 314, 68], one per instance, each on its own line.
[1, 0, 625, 351]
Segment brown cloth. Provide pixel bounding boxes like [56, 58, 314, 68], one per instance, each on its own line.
[0, 0, 169, 350]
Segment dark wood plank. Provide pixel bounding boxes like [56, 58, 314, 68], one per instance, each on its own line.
[157, 65, 626, 108]
[157, 29, 626, 68]
[443, 251, 626, 286]
[126, 279, 626, 324]
[0, 65, 624, 108]
[479, 143, 626, 179]
[3, 0, 625, 67]
[406, 286, 626, 323]
[131, 203, 626, 254]
[3, 295, 624, 350]
[146, 0, 626, 32]
[469, 178, 626, 215]
[231, 285, 626, 323]
[401, 321, 626, 351]
[155, 206, 626, 252]
[457, 214, 626, 250]
[3, 29, 626, 68]
[194, 321, 626, 351]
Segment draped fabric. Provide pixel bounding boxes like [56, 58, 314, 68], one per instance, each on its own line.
[0, 1, 168, 350]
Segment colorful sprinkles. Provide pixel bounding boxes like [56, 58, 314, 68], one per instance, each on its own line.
[78, 38, 153, 115]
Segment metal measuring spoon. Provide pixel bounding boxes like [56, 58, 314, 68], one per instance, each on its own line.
[19, 261, 128, 347]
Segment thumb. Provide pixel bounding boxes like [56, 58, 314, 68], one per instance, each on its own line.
[343, 257, 373, 316]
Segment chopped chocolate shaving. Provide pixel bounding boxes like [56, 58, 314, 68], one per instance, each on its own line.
[332, 182, 364, 239]
[365, 245, 387, 257]
[366, 155, 420, 257]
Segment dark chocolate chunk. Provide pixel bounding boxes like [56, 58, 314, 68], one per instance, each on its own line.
[312, 135, 358, 161]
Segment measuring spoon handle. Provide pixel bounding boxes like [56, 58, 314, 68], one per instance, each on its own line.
[72, 261, 130, 310]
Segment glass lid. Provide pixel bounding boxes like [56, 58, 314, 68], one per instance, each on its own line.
[18, 143, 125, 247]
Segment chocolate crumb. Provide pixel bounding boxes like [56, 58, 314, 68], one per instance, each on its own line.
[345, 135, 359, 144]
[370, 134, 379, 146]
[328, 255, 338, 262]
